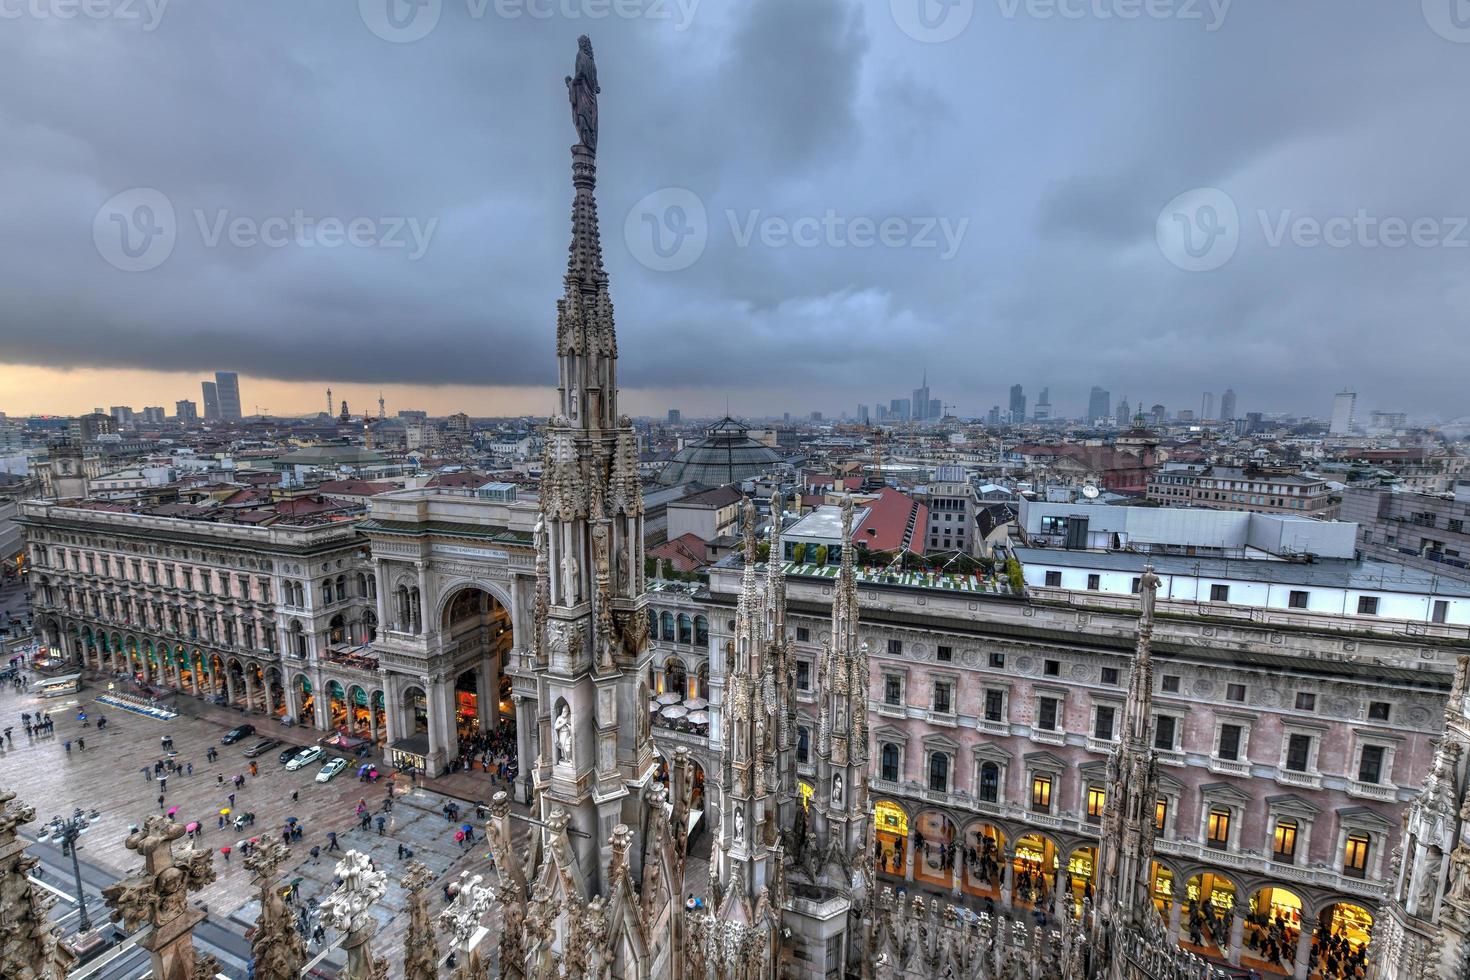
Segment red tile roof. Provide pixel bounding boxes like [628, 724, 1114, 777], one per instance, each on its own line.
[854, 487, 927, 553]
[650, 533, 708, 572]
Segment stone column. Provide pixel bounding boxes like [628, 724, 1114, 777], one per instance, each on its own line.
[244, 670, 258, 713]
[224, 667, 238, 706]
[1292, 920, 1313, 979]
[904, 833, 915, 883]
[368, 704, 379, 745]
[1228, 912, 1245, 966]
[1167, 899, 1182, 940]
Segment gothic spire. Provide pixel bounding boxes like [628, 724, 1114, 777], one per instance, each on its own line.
[1094, 565, 1164, 951]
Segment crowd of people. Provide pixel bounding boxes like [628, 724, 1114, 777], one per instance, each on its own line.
[1310, 920, 1370, 978]
[448, 720, 519, 789]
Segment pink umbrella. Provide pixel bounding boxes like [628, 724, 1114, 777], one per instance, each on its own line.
[186, 822, 199, 832]
[167, 807, 179, 816]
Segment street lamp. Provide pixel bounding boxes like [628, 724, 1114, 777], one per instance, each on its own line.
[51, 809, 95, 934]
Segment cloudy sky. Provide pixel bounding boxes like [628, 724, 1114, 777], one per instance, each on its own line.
[2, 0, 1467, 421]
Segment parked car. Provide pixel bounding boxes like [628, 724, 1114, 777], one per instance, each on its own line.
[221, 724, 256, 745]
[316, 757, 349, 783]
[243, 737, 282, 758]
[286, 745, 324, 771]
[278, 745, 307, 764]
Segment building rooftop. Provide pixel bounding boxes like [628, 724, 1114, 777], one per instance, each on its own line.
[1012, 546, 1470, 597]
[655, 417, 782, 487]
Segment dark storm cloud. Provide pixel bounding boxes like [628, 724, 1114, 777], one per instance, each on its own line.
[0, 0, 1467, 418]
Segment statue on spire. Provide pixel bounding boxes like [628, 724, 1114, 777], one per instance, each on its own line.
[566, 35, 600, 153]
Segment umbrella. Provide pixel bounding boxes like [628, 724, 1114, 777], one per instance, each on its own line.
[684, 697, 709, 710]
[220, 808, 231, 815]
[656, 692, 683, 705]
[462, 824, 472, 833]
[167, 807, 179, 816]
[219, 846, 231, 855]
[186, 822, 199, 832]
[648, 701, 659, 712]
[287, 817, 298, 825]
[661, 704, 689, 720]
[687, 710, 710, 724]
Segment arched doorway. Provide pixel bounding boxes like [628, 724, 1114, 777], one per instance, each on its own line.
[348, 685, 371, 737]
[1180, 872, 1238, 955]
[873, 799, 909, 877]
[454, 668, 479, 741]
[371, 690, 387, 745]
[665, 657, 687, 699]
[227, 658, 246, 707]
[209, 655, 227, 699]
[1244, 885, 1305, 975]
[402, 686, 429, 735]
[960, 821, 1007, 898]
[913, 810, 957, 889]
[1064, 845, 1098, 911]
[266, 667, 286, 717]
[293, 674, 314, 723]
[1011, 833, 1059, 909]
[327, 681, 347, 729]
[440, 586, 515, 740]
[1312, 902, 1372, 978]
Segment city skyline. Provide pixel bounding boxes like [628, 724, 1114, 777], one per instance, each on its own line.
[0, 364, 1436, 425]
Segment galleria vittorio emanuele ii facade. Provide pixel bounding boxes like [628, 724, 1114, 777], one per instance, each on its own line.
[6, 38, 1470, 980]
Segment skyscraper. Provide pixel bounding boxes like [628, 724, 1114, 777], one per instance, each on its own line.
[1330, 389, 1357, 435]
[1088, 386, 1111, 423]
[1008, 384, 1026, 423]
[889, 398, 910, 421]
[1117, 397, 1131, 426]
[1034, 387, 1051, 421]
[857, 404, 870, 424]
[667, 409, 681, 424]
[201, 381, 220, 421]
[912, 370, 931, 422]
[175, 399, 198, 423]
[1220, 387, 1237, 421]
[1202, 391, 1215, 420]
[214, 371, 242, 421]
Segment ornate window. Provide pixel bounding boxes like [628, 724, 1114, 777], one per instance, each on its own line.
[881, 743, 900, 782]
[979, 762, 999, 803]
[928, 752, 950, 793]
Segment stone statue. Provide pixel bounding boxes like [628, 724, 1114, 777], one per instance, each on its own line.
[1449, 846, 1470, 907]
[561, 554, 579, 603]
[400, 862, 438, 980]
[439, 871, 494, 977]
[833, 773, 844, 806]
[1416, 846, 1443, 912]
[320, 851, 389, 980]
[734, 807, 745, 845]
[102, 815, 217, 980]
[533, 516, 547, 558]
[245, 836, 306, 980]
[0, 788, 75, 980]
[565, 35, 600, 153]
[555, 703, 573, 764]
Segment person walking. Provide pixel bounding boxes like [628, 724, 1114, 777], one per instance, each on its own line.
[157, 794, 166, 809]
[159, 777, 166, 793]
[310, 845, 320, 864]
[249, 761, 258, 777]
[228, 793, 236, 808]
[376, 815, 385, 836]
[76, 737, 85, 750]
[186, 762, 193, 776]
[326, 831, 340, 853]
[218, 774, 225, 787]
[63, 740, 71, 754]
